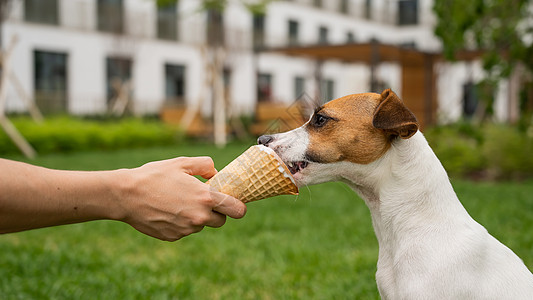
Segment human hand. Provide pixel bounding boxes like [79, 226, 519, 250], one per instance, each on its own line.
[113, 157, 247, 241]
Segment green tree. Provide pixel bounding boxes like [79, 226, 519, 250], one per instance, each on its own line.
[433, 0, 533, 123]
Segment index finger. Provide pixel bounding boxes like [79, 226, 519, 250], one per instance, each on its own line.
[210, 191, 247, 219]
[178, 156, 218, 179]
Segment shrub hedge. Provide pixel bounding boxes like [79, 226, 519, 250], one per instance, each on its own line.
[424, 122, 533, 179]
[0, 116, 182, 155]
[2, 116, 532, 179]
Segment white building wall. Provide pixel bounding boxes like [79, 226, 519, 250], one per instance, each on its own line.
[259, 0, 441, 107]
[435, 61, 487, 123]
[257, 53, 312, 103]
[377, 63, 403, 96]
[4, 23, 105, 114]
[178, 0, 206, 46]
[341, 64, 371, 96]
[226, 52, 256, 115]
[133, 42, 205, 115]
[3, 0, 211, 115]
[223, 2, 255, 115]
[0, 0, 511, 122]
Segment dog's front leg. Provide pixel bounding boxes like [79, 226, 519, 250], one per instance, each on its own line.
[375, 259, 396, 299]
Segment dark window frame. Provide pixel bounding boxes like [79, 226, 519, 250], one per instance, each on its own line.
[288, 19, 299, 46]
[106, 56, 132, 103]
[364, 0, 372, 20]
[253, 14, 265, 50]
[318, 26, 329, 45]
[398, 0, 418, 26]
[346, 31, 356, 43]
[339, 0, 349, 14]
[164, 63, 186, 106]
[97, 0, 124, 34]
[294, 76, 305, 100]
[157, 3, 178, 41]
[24, 0, 59, 25]
[34, 50, 68, 113]
[207, 9, 224, 46]
[462, 81, 478, 118]
[320, 79, 335, 103]
[257, 73, 273, 102]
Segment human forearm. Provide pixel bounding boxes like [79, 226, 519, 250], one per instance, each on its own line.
[0, 159, 122, 233]
[0, 157, 246, 240]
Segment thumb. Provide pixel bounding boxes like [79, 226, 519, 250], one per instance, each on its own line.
[178, 156, 218, 179]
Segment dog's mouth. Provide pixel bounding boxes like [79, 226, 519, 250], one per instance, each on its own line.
[285, 161, 309, 175]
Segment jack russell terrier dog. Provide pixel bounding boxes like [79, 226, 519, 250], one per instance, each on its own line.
[258, 89, 533, 299]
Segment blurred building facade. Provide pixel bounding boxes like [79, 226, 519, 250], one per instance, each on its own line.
[1, 0, 515, 123]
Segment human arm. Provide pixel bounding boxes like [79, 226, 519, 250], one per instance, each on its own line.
[0, 157, 246, 241]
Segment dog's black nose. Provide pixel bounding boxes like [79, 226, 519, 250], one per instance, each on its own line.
[257, 135, 273, 146]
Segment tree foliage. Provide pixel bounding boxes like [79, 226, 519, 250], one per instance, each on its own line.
[434, 0, 533, 124]
[434, 0, 533, 79]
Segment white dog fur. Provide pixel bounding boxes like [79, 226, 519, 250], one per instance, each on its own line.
[260, 90, 533, 299]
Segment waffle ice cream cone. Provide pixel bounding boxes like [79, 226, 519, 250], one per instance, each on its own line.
[207, 145, 299, 203]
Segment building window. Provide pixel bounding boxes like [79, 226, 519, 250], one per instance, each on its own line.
[34, 51, 68, 114]
[288, 20, 299, 46]
[320, 79, 334, 102]
[346, 32, 356, 43]
[207, 9, 224, 46]
[398, 0, 418, 25]
[318, 26, 328, 44]
[223, 68, 232, 102]
[399, 41, 416, 49]
[106, 57, 132, 103]
[98, 0, 124, 33]
[257, 73, 272, 102]
[339, 0, 349, 14]
[157, 3, 178, 40]
[313, 0, 322, 8]
[364, 0, 372, 20]
[253, 14, 265, 49]
[462, 81, 478, 118]
[24, 0, 59, 25]
[294, 76, 305, 100]
[165, 64, 186, 105]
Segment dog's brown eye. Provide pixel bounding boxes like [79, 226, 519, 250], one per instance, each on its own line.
[313, 114, 329, 127]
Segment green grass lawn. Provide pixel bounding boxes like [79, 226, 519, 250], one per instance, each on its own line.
[1, 143, 533, 299]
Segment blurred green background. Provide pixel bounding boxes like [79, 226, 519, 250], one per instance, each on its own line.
[2, 0, 533, 297]
[1, 134, 532, 299]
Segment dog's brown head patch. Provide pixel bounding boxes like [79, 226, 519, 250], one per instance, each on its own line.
[305, 89, 419, 165]
[373, 89, 419, 139]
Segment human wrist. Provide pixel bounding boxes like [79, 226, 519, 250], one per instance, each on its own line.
[99, 168, 133, 222]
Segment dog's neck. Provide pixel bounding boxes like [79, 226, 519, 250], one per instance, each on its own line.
[342, 132, 472, 248]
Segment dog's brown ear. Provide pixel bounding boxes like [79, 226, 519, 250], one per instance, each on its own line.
[373, 89, 419, 139]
